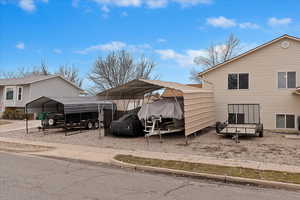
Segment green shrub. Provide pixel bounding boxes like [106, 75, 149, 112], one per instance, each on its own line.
[2, 109, 31, 120]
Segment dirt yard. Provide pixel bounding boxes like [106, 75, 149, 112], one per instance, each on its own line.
[1, 127, 300, 166]
[0, 120, 11, 126]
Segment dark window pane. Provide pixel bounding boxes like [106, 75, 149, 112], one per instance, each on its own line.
[228, 74, 238, 89]
[278, 72, 286, 88]
[236, 113, 245, 124]
[6, 89, 13, 100]
[286, 115, 295, 128]
[287, 72, 296, 88]
[239, 73, 249, 89]
[276, 114, 285, 128]
[18, 88, 22, 101]
[228, 113, 236, 124]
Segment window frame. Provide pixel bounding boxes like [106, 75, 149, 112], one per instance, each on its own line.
[275, 113, 296, 129]
[17, 86, 23, 101]
[277, 71, 297, 89]
[228, 73, 249, 90]
[5, 87, 14, 101]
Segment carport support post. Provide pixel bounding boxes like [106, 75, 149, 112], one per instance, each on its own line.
[185, 136, 188, 145]
[98, 105, 104, 138]
[25, 106, 28, 134]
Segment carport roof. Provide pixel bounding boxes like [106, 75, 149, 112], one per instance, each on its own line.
[26, 96, 112, 106]
[97, 79, 207, 99]
[26, 96, 115, 114]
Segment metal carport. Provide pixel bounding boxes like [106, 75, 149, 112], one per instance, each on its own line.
[97, 79, 215, 137]
[25, 96, 116, 134]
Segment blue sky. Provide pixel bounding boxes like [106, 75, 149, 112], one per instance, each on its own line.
[0, 0, 299, 89]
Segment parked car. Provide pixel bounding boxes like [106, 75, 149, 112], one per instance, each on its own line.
[110, 113, 144, 137]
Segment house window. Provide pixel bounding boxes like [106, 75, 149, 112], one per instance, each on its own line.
[6, 88, 14, 100]
[228, 73, 249, 90]
[278, 72, 296, 89]
[17, 87, 22, 101]
[276, 114, 295, 128]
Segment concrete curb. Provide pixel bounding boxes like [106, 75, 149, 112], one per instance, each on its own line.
[111, 158, 300, 191]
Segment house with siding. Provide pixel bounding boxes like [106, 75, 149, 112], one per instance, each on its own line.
[0, 75, 84, 117]
[199, 34, 300, 130]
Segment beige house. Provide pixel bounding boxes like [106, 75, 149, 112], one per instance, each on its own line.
[199, 34, 300, 130]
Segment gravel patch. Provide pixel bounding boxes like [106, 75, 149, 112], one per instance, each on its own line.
[1, 127, 300, 166]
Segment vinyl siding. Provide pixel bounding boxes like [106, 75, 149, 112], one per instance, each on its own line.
[29, 77, 81, 101]
[201, 38, 300, 130]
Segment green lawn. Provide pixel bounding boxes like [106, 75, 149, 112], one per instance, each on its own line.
[115, 154, 300, 185]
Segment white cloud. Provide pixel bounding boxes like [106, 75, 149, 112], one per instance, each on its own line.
[75, 41, 151, 54]
[155, 48, 207, 67]
[76, 41, 126, 54]
[89, 0, 212, 8]
[19, 0, 35, 11]
[91, 0, 141, 7]
[239, 22, 259, 29]
[53, 49, 62, 54]
[146, 0, 168, 8]
[16, 42, 25, 50]
[268, 17, 292, 26]
[173, 0, 212, 7]
[101, 5, 110, 13]
[207, 16, 236, 28]
[127, 43, 151, 52]
[157, 38, 167, 43]
[18, 0, 48, 12]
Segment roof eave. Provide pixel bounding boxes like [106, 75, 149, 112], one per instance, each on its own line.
[198, 34, 300, 77]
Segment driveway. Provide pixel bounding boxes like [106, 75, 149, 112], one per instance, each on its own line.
[0, 120, 40, 133]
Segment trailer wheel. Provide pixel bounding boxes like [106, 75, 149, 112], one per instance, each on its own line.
[94, 121, 99, 129]
[48, 118, 55, 126]
[87, 121, 93, 129]
[216, 121, 226, 134]
[257, 124, 264, 137]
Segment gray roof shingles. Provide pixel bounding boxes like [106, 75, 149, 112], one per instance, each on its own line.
[0, 75, 58, 86]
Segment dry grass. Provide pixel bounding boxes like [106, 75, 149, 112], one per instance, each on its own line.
[115, 154, 300, 185]
[0, 141, 54, 152]
[0, 120, 12, 126]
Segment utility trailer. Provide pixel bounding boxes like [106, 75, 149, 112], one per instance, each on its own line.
[25, 96, 116, 136]
[216, 104, 264, 143]
[42, 112, 101, 131]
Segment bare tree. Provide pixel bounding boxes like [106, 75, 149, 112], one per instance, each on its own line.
[56, 65, 83, 87]
[0, 60, 84, 89]
[89, 50, 156, 93]
[191, 34, 241, 82]
[0, 60, 50, 79]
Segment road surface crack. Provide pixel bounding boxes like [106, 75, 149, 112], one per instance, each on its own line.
[164, 182, 193, 196]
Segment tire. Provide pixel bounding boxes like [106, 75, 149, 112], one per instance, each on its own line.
[257, 124, 264, 137]
[87, 121, 93, 129]
[48, 118, 55, 126]
[216, 121, 225, 133]
[94, 121, 99, 129]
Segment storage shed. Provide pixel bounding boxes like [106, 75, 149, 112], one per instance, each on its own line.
[97, 79, 215, 136]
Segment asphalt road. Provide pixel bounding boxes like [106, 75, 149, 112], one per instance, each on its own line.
[0, 152, 299, 200]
